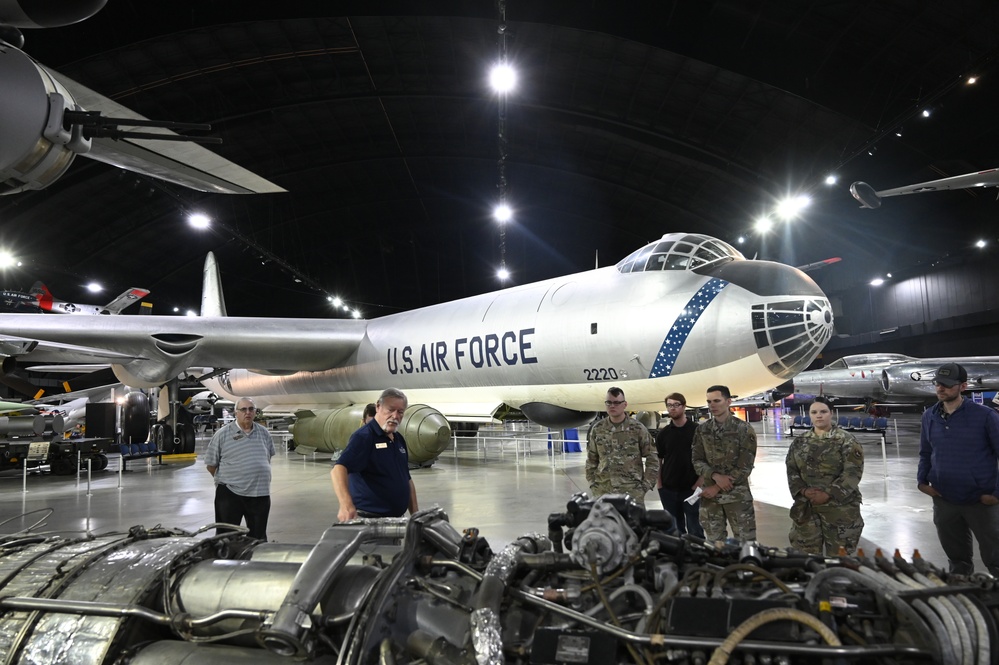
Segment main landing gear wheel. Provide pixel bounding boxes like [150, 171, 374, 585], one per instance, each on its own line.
[175, 422, 196, 454]
[122, 391, 151, 444]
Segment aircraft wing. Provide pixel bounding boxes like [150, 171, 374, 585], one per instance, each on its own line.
[851, 168, 999, 209]
[0, 313, 368, 387]
[102, 287, 150, 315]
[49, 70, 287, 195]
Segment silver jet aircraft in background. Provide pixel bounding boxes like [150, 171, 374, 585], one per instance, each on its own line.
[794, 352, 999, 404]
[0, 233, 834, 462]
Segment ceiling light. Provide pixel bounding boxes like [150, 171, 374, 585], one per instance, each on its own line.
[86, 282, 102, 293]
[870, 278, 884, 286]
[331, 297, 343, 307]
[493, 203, 512, 223]
[775, 195, 811, 220]
[0, 251, 17, 268]
[967, 76, 978, 85]
[976, 239, 986, 248]
[921, 109, 931, 118]
[185, 310, 198, 317]
[188, 212, 211, 229]
[489, 63, 517, 93]
[824, 175, 837, 185]
[754, 217, 773, 233]
[351, 309, 361, 318]
[497, 267, 510, 281]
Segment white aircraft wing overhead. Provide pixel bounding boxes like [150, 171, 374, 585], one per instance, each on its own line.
[50, 70, 287, 195]
[0, 314, 368, 387]
[851, 168, 999, 209]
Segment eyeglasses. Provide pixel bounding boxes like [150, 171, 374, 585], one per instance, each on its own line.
[236, 407, 256, 413]
[665, 402, 684, 408]
[604, 400, 625, 406]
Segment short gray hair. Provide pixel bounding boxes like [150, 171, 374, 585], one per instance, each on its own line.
[377, 388, 408, 406]
[236, 397, 256, 409]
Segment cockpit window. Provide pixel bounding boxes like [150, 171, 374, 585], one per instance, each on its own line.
[617, 233, 743, 273]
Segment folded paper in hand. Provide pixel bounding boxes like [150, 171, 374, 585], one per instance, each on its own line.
[685, 486, 703, 505]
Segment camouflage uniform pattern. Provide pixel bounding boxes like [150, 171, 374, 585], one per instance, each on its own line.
[785, 425, 865, 555]
[691, 415, 757, 541]
[585, 416, 658, 506]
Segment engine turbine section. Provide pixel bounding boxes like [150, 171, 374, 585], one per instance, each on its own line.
[1, 500, 998, 664]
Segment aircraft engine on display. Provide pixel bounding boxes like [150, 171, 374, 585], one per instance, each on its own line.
[289, 403, 452, 465]
[1, 498, 996, 664]
[0, 44, 89, 194]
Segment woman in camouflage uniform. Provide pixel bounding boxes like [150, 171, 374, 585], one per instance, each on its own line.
[785, 396, 865, 555]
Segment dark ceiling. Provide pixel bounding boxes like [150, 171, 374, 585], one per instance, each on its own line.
[2, 0, 999, 319]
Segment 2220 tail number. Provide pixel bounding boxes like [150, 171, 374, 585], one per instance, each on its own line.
[583, 368, 619, 381]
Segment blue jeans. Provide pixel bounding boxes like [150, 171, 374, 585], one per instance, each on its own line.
[658, 487, 704, 538]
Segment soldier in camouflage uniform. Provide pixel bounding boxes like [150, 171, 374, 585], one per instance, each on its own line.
[786, 395, 864, 555]
[585, 387, 659, 506]
[691, 385, 758, 542]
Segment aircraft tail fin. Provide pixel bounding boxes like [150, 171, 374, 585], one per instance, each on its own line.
[28, 282, 54, 310]
[201, 252, 228, 317]
[103, 288, 150, 314]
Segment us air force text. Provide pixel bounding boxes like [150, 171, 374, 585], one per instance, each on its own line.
[387, 329, 537, 375]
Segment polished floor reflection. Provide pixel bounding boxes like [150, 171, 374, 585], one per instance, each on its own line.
[0, 413, 981, 573]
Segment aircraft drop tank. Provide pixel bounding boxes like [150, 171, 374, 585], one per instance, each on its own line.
[289, 404, 451, 464]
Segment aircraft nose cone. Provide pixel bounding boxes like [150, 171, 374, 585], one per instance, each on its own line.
[697, 260, 834, 380]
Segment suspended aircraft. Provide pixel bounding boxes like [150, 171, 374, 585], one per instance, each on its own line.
[0, 233, 835, 461]
[0, 0, 283, 195]
[850, 167, 999, 209]
[793, 352, 999, 404]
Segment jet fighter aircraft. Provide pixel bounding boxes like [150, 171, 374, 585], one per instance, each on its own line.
[0, 233, 834, 461]
[794, 352, 999, 404]
[0, 0, 283, 195]
[850, 167, 999, 209]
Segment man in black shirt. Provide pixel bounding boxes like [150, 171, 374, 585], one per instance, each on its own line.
[656, 392, 704, 537]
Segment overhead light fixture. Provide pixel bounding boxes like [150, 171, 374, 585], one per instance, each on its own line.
[870, 278, 884, 286]
[86, 282, 102, 293]
[351, 309, 361, 319]
[921, 109, 931, 118]
[754, 217, 773, 233]
[775, 195, 811, 220]
[489, 63, 517, 93]
[188, 212, 211, 229]
[185, 310, 198, 317]
[976, 239, 986, 248]
[967, 76, 978, 85]
[493, 203, 512, 223]
[497, 267, 510, 281]
[824, 175, 837, 185]
[0, 251, 18, 268]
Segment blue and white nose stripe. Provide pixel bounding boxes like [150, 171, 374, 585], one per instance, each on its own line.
[649, 278, 728, 378]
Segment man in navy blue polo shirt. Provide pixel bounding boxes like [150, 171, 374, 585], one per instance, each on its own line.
[331, 388, 419, 520]
[918, 362, 999, 576]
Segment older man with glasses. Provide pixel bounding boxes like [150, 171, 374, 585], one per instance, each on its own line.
[204, 397, 276, 540]
[656, 393, 704, 537]
[584, 386, 659, 506]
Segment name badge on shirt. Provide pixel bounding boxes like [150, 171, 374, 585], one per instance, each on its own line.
[375, 442, 388, 449]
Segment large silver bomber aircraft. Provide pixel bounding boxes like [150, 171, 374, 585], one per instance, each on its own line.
[0, 233, 834, 462]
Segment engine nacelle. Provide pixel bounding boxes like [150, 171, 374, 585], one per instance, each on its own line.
[0, 0, 108, 29]
[290, 403, 451, 464]
[0, 45, 92, 195]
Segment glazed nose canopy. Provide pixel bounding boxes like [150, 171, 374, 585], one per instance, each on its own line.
[752, 299, 833, 379]
[695, 260, 826, 298]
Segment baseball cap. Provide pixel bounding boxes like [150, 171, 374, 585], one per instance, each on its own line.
[934, 362, 967, 387]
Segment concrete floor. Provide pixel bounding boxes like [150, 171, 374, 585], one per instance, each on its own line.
[0, 412, 981, 574]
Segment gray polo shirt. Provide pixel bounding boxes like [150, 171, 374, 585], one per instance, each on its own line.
[204, 422, 275, 497]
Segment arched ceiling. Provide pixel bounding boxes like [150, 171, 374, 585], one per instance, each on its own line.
[2, 1, 998, 318]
